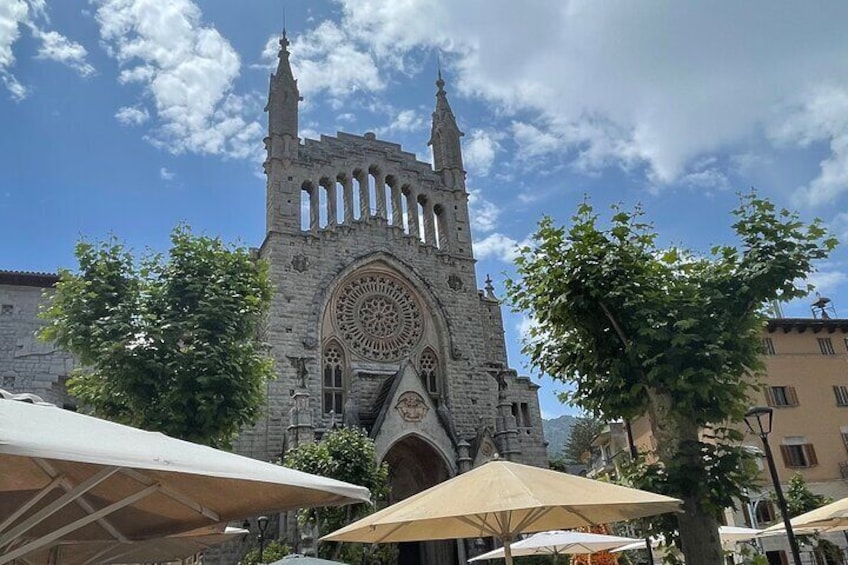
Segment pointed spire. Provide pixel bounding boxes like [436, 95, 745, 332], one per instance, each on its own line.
[428, 68, 465, 184]
[266, 24, 300, 140]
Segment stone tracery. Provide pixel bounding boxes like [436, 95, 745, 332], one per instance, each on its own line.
[335, 272, 423, 361]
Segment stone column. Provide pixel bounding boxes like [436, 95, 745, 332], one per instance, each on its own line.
[287, 388, 315, 449]
[390, 183, 402, 228]
[406, 189, 420, 239]
[309, 187, 319, 232]
[357, 170, 370, 219]
[325, 180, 337, 227]
[374, 172, 387, 220]
[342, 176, 353, 224]
[423, 198, 437, 246]
[457, 439, 472, 473]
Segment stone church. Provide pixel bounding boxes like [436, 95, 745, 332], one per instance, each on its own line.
[0, 31, 547, 565]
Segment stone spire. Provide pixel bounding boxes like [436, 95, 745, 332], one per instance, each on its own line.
[428, 69, 465, 189]
[265, 30, 301, 140]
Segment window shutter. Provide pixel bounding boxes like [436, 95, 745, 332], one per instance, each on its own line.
[786, 386, 799, 406]
[779, 551, 789, 565]
[780, 445, 792, 467]
[804, 444, 818, 466]
[842, 432, 848, 453]
[766, 387, 776, 407]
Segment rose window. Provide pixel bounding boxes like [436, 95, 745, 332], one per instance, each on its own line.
[335, 273, 423, 361]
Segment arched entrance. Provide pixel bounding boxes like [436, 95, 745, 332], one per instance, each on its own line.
[383, 435, 458, 565]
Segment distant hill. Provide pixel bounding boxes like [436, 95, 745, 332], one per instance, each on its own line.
[542, 414, 578, 459]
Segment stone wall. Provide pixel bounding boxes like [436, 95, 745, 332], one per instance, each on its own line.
[0, 275, 76, 407]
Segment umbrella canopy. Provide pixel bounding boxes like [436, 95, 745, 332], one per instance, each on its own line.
[23, 525, 248, 565]
[0, 396, 371, 564]
[271, 554, 353, 565]
[762, 496, 848, 534]
[322, 459, 681, 565]
[469, 530, 642, 561]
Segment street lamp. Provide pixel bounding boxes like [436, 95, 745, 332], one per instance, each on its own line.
[744, 406, 802, 565]
[257, 515, 270, 563]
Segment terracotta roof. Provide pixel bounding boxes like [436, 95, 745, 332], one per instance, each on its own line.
[0, 270, 60, 288]
[766, 317, 848, 334]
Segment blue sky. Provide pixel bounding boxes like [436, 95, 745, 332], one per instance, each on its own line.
[3, 1, 848, 419]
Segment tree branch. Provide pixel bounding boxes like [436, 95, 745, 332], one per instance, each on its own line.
[598, 299, 628, 348]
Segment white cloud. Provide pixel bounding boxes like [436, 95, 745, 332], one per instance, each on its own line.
[807, 270, 848, 295]
[93, 0, 262, 159]
[32, 28, 95, 77]
[511, 121, 565, 160]
[0, 0, 29, 100]
[829, 212, 848, 244]
[327, 1, 848, 196]
[474, 232, 527, 263]
[464, 129, 500, 176]
[159, 167, 175, 180]
[0, 1, 95, 99]
[115, 105, 149, 126]
[376, 109, 425, 136]
[467, 188, 500, 234]
[770, 87, 848, 206]
[285, 21, 384, 102]
[679, 168, 731, 192]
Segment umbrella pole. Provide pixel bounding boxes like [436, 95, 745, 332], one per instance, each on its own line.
[503, 540, 514, 565]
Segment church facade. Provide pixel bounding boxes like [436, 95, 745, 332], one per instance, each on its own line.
[231, 34, 547, 483]
[0, 31, 547, 565]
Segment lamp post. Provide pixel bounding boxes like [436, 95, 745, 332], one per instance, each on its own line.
[257, 515, 270, 563]
[744, 406, 802, 565]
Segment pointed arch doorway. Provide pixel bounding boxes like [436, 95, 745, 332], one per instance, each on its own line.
[382, 435, 458, 565]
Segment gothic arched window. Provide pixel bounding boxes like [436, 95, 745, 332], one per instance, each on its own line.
[420, 348, 439, 395]
[323, 342, 345, 415]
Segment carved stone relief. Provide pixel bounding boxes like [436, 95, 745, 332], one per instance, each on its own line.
[395, 391, 429, 422]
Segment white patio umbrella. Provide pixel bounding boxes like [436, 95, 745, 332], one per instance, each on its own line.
[761, 496, 848, 534]
[323, 459, 681, 565]
[611, 526, 763, 552]
[468, 529, 641, 562]
[23, 524, 248, 565]
[0, 395, 371, 564]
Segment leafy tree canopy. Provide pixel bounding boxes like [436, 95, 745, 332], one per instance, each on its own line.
[565, 416, 603, 465]
[506, 193, 835, 565]
[39, 225, 274, 448]
[284, 427, 394, 564]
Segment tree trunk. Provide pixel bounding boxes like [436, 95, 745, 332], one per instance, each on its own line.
[646, 388, 725, 565]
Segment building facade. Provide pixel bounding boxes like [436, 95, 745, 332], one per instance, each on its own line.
[0, 32, 548, 565]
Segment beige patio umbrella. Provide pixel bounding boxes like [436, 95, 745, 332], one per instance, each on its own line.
[761, 496, 848, 534]
[0, 394, 371, 564]
[22, 524, 248, 565]
[322, 459, 682, 565]
[468, 529, 641, 562]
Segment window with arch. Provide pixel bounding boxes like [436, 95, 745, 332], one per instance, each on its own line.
[420, 348, 439, 395]
[323, 342, 345, 415]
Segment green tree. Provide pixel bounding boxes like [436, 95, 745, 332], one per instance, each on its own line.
[240, 540, 290, 565]
[284, 427, 395, 564]
[783, 472, 832, 517]
[781, 473, 840, 565]
[506, 194, 835, 565]
[39, 225, 274, 448]
[565, 416, 603, 465]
